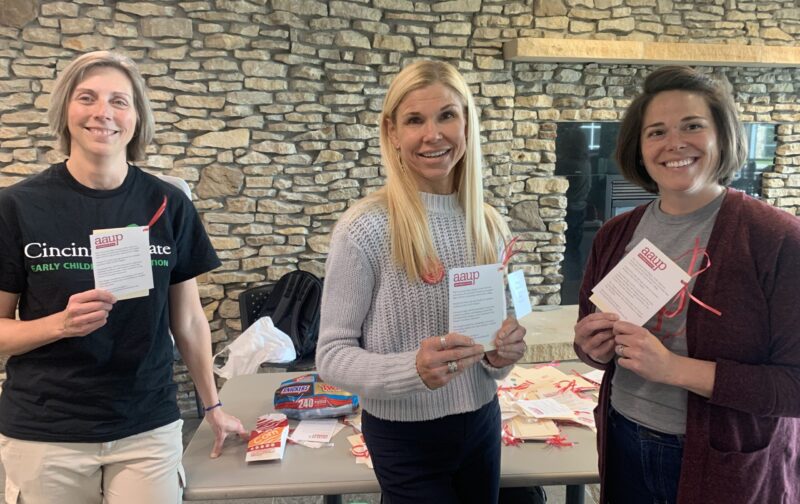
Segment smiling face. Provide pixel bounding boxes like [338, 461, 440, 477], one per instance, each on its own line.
[67, 66, 137, 166]
[387, 82, 467, 195]
[640, 89, 723, 213]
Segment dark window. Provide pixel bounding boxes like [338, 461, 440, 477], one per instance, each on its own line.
[556, 122, 777, 305]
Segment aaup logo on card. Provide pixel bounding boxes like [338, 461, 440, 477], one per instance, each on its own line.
[452, 270, 480, 287]
[637, 246, 667, 271]
[94, 234, 124, 249]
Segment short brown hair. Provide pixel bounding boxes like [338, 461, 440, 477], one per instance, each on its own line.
[48, 51, 154, 161]
[615, 66, 747, 194]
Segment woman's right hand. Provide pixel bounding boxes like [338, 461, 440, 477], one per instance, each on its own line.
[415, 333, 485, 390]
[574, 312, 619, 365]
[59, 289, 116, 338]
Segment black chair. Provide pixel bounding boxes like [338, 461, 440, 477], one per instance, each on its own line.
[238, 284, 316, 372]
[238, 284, 273, 330]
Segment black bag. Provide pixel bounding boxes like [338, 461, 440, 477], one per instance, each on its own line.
[258, 270, 323, 360]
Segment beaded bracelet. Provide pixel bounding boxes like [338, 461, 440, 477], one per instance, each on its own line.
[204, 400, 222, 412]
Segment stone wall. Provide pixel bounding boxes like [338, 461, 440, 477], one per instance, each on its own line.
[0, 0, 798, 415]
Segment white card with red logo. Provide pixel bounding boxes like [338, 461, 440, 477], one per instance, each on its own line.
[289, 418, 339, 444]
[448, 263, 506, 350]
[90, 226, 154, 300]
[589, 238, 690, 326]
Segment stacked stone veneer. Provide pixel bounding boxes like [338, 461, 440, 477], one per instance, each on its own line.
[0, 0, 798, 415]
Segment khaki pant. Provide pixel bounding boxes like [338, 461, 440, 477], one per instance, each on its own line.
[0, 420, 184, 504]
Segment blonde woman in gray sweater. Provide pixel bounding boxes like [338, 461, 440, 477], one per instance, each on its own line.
[317, 61, 527, 504]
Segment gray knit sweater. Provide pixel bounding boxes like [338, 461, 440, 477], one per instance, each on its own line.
[316, 192, 510, 422]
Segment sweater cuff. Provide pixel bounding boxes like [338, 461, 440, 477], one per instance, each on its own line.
[382, 350, 429, 396]
[480, 356, 513, 380]
[709, 358, 760, 413]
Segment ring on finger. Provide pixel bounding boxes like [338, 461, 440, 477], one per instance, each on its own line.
[447, 360, 458, 374]
[439, 335, 447, 351]
[615, 344, 626, 357]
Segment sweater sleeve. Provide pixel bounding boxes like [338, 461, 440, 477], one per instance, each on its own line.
[710, 222, 800, 417]
[315, 225, 428, 400]
[573, 223, 613, 371]
[480, 358, 512, 380]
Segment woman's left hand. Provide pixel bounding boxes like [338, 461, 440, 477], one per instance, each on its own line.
[205, 407, 249, 459]
[613, 320, 676, 384]
[485, 316, 527, 368]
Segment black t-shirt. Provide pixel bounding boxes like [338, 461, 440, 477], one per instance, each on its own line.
[0, 163, 221, 442]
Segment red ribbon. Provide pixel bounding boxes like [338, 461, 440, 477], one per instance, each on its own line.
[502, 423, 522, 447]
[497, 380, 533, 392]
[350, 444, 370, 458]
[570, 369, 600, 388]
[500, 236, 521, 270]
[554, 379, 578, 394]
[653, 237, 722, 336]
[147, 195, 168, 229]
[349, 433, 370, 459]
[545, 434, 574, 448]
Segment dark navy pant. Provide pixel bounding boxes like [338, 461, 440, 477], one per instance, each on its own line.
[607, 406, 684, 504]
[362, 396, 501, 504]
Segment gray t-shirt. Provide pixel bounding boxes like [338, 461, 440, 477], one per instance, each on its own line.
[611, 192, 724, 434]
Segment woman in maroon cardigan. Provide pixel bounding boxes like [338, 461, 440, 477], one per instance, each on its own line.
[574, 66, 800, 504]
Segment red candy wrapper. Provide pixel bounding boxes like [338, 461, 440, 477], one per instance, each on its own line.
[274, 373, 359, 420]
[246, 413, 289, 462]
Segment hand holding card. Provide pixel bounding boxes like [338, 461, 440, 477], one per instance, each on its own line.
[415, 333, 484, 390]
[91, 226, 154, 300]
[590, 239, 690, 325]
[485, 316, 527, 368]
[448, 263, 506, 350]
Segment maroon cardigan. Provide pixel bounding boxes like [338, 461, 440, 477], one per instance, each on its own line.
[575, 189, 800, 504]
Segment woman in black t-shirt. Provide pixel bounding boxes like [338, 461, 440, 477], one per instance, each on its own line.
[0, 51, 246, 504]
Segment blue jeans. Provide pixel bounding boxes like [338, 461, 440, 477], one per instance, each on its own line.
[362, 397, 501, 504]
[606, 406, 684, 504]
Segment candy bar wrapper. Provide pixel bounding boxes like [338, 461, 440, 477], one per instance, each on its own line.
[274, 373, 359, 420]
[246, 413, 289, 463]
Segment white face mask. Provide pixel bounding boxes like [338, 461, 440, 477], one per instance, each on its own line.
[213, 317, 296, 379]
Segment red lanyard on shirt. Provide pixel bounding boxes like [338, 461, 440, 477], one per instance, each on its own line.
[147, 196, 167, 229]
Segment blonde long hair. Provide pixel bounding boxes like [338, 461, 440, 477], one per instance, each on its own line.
[360, 60, 508, 281]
